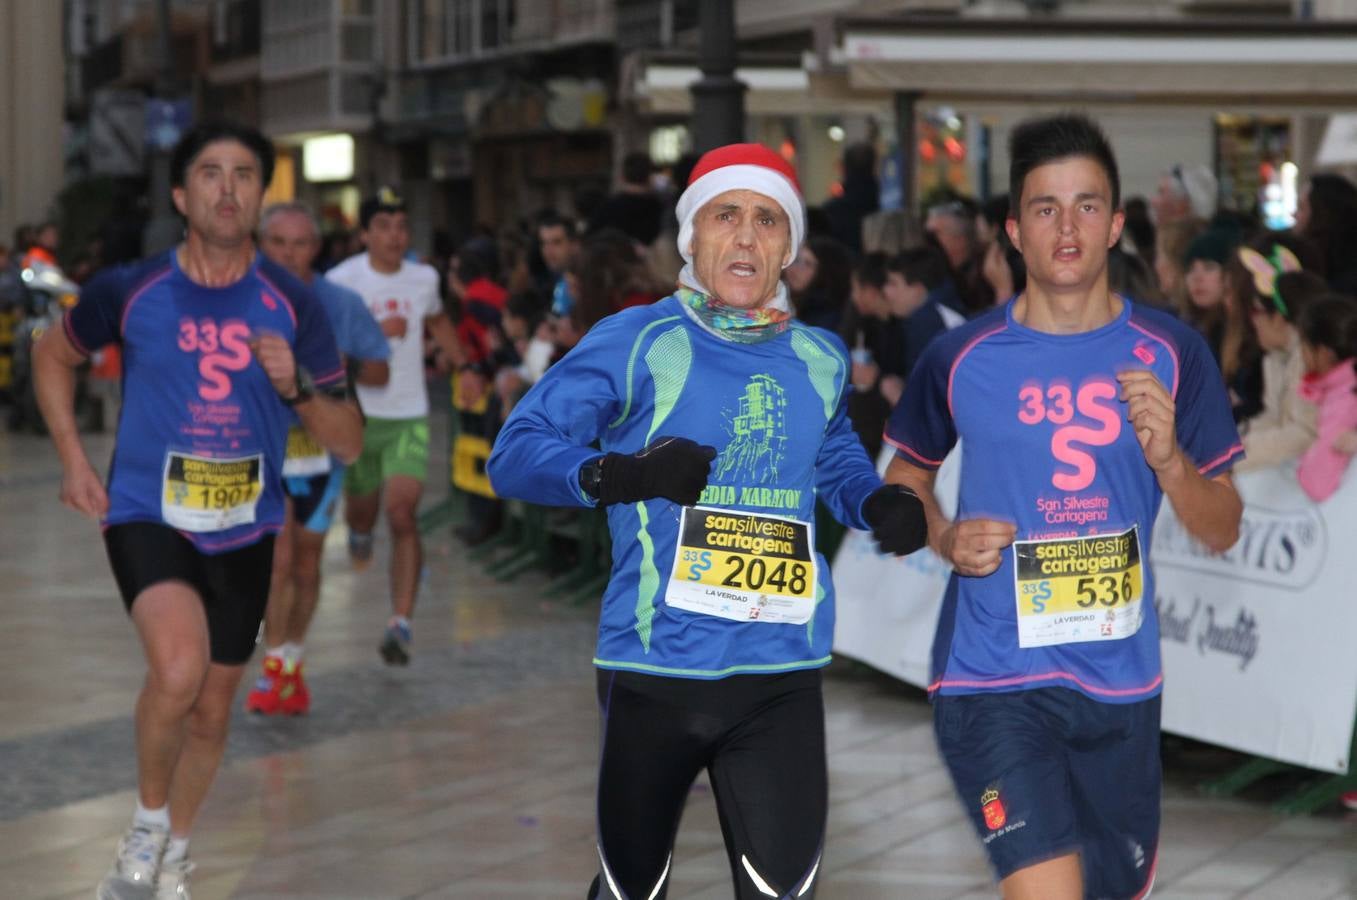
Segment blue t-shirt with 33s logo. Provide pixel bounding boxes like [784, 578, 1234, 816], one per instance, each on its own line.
[885, 298, 1242, 703]
[64, 250, 345, 553]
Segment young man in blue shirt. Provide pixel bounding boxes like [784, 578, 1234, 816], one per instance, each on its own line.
[885, 114, 1243, 900]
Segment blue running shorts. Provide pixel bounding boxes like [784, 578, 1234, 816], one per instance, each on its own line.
[934, 687, 1160, 899]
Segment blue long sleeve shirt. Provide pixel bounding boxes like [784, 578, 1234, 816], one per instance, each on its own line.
[488, 294, 882, 679]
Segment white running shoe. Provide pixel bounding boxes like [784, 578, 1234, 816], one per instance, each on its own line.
[156, 857, 194, 899]
[96, 823, 168, 899]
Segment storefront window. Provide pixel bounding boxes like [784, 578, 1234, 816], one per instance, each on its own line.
[1216, 114, 1294, 227]
[916, 108, 971, 209]
[408, 0, 519, 63]
[649, 125, 690, 166]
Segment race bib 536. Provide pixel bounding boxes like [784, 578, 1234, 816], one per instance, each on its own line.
[1012, 525, 1144, 648]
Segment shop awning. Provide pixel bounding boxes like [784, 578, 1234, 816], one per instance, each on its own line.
[836, 17, 1357, 112]
[630, 51, 888, 117]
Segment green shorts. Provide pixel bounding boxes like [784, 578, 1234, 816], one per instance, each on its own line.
[345, 416, 430, 497]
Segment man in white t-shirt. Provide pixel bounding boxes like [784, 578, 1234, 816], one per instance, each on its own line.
[327, 187, 465, 665]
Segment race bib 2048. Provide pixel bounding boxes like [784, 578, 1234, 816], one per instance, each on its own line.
[665, 506, 818, 625]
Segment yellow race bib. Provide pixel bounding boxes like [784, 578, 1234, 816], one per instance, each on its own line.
[1012, 525, 1144, 648]
[161, 451, 263, 532]
[665, 506, 817, 625]
[281, 425, 331, 477]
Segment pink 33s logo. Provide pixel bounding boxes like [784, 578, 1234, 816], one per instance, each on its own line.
[177, 317, 253, 401]
[1017, 378, 1121, 491]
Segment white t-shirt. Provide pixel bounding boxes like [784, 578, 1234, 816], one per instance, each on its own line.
[326, 254, 442, 419]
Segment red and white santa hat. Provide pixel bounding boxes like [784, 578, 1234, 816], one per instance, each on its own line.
[675, 143, 805, 268]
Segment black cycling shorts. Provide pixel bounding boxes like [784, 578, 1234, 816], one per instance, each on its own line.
[589, 667, 827, 900]
[104, 521, 274, 665]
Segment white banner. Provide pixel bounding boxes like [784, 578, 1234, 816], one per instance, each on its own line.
[833, 451, 1357, 774]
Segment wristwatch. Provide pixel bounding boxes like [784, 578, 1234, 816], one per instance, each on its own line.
[284, 366, 316, 406]
[578, 456, 605, 499]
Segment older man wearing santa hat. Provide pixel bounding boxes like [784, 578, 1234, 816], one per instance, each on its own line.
[488, 143, 927, 899]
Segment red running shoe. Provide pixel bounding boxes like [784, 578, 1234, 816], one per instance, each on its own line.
[280, 662, 311, 715]
[1341, 790, 1357, 811]
[245, 656, 288, 715]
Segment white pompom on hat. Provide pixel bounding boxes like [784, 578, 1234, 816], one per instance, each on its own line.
[675, 143, 805, 268]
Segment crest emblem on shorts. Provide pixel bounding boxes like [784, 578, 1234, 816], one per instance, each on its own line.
[981, 787, 1006, 830]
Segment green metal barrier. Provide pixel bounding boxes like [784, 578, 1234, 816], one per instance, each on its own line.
[467, 503, 607, 598]
[1200, 714, 1357, 815]
[543, 506, 611, 605]
[485, 503, 550, 580]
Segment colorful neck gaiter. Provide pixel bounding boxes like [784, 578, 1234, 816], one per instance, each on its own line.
[677, 286, 792, 344]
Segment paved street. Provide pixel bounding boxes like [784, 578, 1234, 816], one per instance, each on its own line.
[2, 416, 1355, 899]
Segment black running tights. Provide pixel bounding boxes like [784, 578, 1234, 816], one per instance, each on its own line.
[587, 667, 827, 900]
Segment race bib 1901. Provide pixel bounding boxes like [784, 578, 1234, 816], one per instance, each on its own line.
[1012, 525, 1144, 648]
[665, 506, 818, 625]
[161, 451, 263, 532]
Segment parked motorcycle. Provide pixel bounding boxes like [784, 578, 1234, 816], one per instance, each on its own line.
[6, 259, 87, 433]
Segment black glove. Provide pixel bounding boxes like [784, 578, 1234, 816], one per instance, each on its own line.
[592, 436, 717, 507]
[863, 484, 928, 556]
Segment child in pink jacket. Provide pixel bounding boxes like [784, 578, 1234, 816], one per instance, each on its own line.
[1295, 294, 1357, 502]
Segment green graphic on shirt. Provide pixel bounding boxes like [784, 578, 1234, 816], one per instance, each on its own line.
[634, 502, 660, 652]
[609, 315, 683, 431]
[643, 326, 693, 442]
[697, 484, 804, 510]
[714, 374, 787, 484]
[790, 327, 842, 421]
[806, 579, 826, 645]
[634, 324, 694, 652]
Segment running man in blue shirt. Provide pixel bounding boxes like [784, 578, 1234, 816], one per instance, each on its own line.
[34, 122, 363, 900]
[246, 202, 392, 716]
[885, 114, 1244, 899]
[489, 143, 928, 899]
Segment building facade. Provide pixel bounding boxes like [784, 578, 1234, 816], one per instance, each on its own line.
[0, 2, 66, 249]
[53, 0, 1357, 259]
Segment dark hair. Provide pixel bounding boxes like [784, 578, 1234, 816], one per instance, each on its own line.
[567, 228, 660, 332]
[805, 205, 832, 240]
[1250, 228, 1325, 275]
[536, 212, 577, 241]
[12, 224, 35, 251]
[980, 194, 1011, 228]
[505, 289, 549, 332]
[800, 236, 854, 314]
[455, 237, 500, 285]
[889, 245, 950, 292]
[359, 188, 407, 230]
[1303, 174, 1357, 283]
[573, 185, 607, 225]
[621, 152, 653, 187]
[1297, 293, 1357, 364]
[1008, 113, 1119, 217]
[1108, 246, 1163, 307]
[926, 194, 979, 226]
[853, 251, 890, 291]
[1120, 196, 1156, 266]
[1270, 271, 1329, 323]
[842, 142, 877, 177]
[170, 120, 275, 188]
[672, 153, 700, 191]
